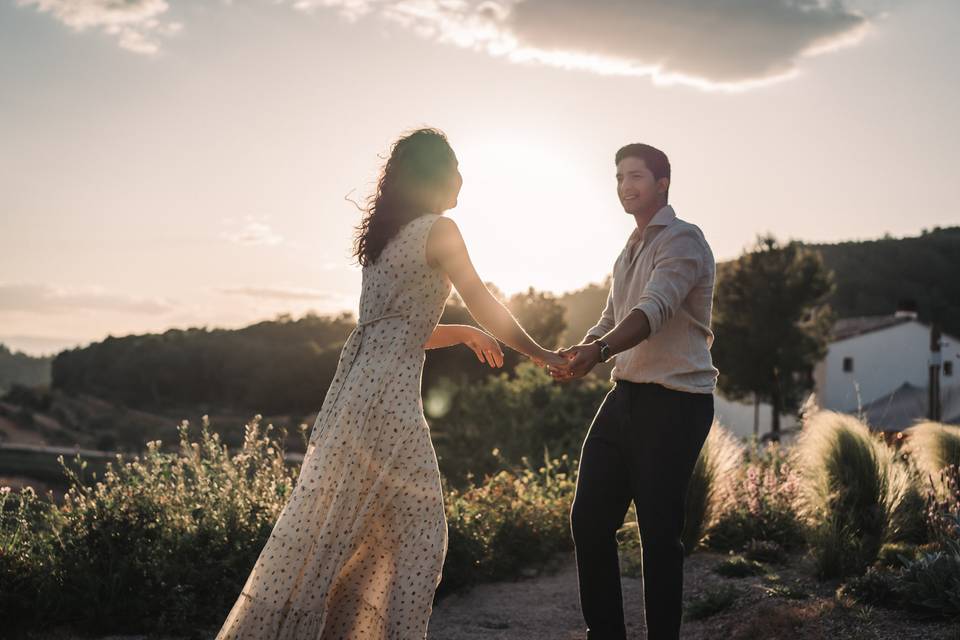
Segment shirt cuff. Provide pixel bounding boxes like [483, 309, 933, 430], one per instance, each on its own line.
[631, 301, 662, 336]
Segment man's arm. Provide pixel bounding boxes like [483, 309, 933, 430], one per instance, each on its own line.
[553, 229, 704, 379]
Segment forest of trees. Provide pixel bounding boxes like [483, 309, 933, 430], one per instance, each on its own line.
[1, 226, 955, 464]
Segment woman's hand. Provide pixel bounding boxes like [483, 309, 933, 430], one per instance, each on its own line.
[462, 327, 504, 368]
[530, 348, 568, 370]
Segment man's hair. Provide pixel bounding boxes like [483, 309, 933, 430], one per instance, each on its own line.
[615, 143, 670, 202]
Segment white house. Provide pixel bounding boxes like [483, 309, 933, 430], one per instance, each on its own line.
[714, 311, 960, 439]
[812, 311, 960, 430]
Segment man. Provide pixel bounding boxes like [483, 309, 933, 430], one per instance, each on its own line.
[550, 143, 718, 640]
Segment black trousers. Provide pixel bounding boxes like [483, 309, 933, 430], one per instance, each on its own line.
[571, 381, 714, 640]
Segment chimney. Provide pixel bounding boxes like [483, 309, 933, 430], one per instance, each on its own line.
[894, 298, 919, 320]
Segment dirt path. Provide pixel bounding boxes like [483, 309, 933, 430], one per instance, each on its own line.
[38, 550, 960, 640]
[428, 554, 645, 640]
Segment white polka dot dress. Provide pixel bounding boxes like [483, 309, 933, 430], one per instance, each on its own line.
[215, 214, 453, 640]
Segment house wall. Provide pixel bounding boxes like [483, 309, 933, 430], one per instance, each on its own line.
[818, 321, 960, 412]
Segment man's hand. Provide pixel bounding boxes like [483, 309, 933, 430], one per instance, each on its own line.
[549, 342, 601, 381]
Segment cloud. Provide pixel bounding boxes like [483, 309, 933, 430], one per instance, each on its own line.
[17, 0, 182, 55]
[308, 0, 873, 89]
[218, 286, 340, 301]
[221, 216, 285, 246]
[18, 0, 873, 87]
[0, 283, 174, 314]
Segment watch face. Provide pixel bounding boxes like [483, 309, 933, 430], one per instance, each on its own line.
[599, 344, 610, 363]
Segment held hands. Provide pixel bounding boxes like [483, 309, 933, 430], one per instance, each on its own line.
[548, 342, 602, 381]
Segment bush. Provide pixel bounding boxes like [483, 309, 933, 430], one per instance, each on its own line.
[925, 464, 960, 546]
[839, 565, 902, 608]
[904, 422, 960, 487]
[684, 584, 741, 620]
[843, 538, 960, 620]
[896, 537, 960, 619]
[429, 363, 610, 485]
[0, 486, 59, 633]
[795, 411, 925, 579]
[682, 422, 743, 554]
[1, 416, 302, 634]
[743, 539, 788, 564]
[706, 442, 803, 552]
[713, 556, 766, 578]
[439, 453, 577, 596]
[1, 416, 581, 634]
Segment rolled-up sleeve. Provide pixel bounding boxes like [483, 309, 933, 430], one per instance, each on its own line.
[632, 230, 704, 336]
[586, 279, 616, 338]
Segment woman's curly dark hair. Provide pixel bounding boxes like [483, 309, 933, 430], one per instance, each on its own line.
[353, 128, 457, 267]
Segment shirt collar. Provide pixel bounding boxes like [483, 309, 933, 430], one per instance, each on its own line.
[625, 204, 677, 250]
[646, 204, 677, 231]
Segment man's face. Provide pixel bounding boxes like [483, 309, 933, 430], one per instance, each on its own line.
[616, 156, 667, 215]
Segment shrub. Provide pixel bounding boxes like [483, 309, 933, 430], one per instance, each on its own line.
[2, 417, 582, 634]
[839, 565, 901, 608]
[896, 537, 960, 619]
[713, 556, 766, 578]
[439, 453, 577, 596]
[706, 442, 803, 552]
[743, 539, 788, 564]
[684, 584, 741, 621]
[925, 464, 960, 546]
[844, 538, 960, 620]
[795, 411, 925, 579]
[682, 422, 743, 554]
[904, 422, 960, 487]
[429, 363, 610, 485]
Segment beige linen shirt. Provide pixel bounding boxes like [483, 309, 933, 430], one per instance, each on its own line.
[586, 205, 719, 394]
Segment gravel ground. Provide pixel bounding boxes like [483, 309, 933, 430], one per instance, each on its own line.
[26, 550, 960, 640]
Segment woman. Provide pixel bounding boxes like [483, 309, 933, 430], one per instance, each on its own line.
[215, 128, 566, 639]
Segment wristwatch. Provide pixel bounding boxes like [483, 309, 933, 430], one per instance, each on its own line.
[595, 339, 612, 364]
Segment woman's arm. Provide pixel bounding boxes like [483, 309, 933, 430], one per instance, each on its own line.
[424, 323, 504, 368]
[425, 217, 564, 368]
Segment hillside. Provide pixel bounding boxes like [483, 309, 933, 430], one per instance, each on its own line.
[559, 226, 960, 342]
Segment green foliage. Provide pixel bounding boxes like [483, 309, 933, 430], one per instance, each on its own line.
[839, 566, 902, 608]
[925, 465, 960, 546]
[796, 411, 926, 579]
[896, 538, 960, 619]
[713, 556, 766, 578]
[682, 422, 744, 554]
[743, 539, 788, 564]
[428, 362, 610, 485]
[905, 422, 960, 488]
[842, 539, 960, 620]
[683, 584, 741, 621]
[0, 344, 51, 395]
[706, 441, 804, 552]
[812, 226, 960, 339]
[0, 416, 578, 635]
[0, 416, 301, 634]
[711, 235, 835, 435]
[762, 582, 809, 600]
[51, 312, 357, 414]
[439, 454, 577, 595]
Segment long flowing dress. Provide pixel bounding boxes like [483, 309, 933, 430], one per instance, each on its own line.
[215, 213, 453, 640]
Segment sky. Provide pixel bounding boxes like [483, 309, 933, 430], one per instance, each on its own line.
[1, 0, 958, 357]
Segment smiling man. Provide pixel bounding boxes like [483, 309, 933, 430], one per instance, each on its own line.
[550, 143, 718, 640]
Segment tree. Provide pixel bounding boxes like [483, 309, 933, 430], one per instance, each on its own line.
[712, 235, 834, 438]
[507, 287, 566, 350]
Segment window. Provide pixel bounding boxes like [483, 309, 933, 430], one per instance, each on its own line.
[842, 357, 854, 373]
[946, 361, 954, 376]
